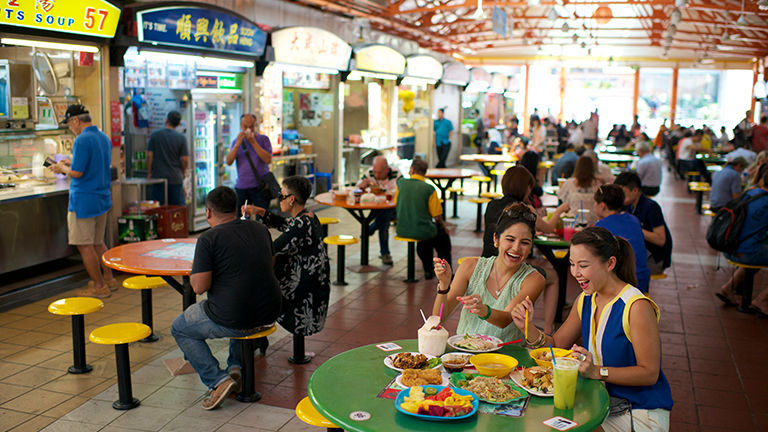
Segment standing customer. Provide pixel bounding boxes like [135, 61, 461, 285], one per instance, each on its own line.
[750, 115, 768, 153]
[356, 156, 401, 265]
[171, 186, 280, 410]
[147, 111, 189, 206]
[433, 108, 453, 168]
[395, 158, 451, 279]
[557, 156, 602, 225]
[243, 176, 330, 363]
[634, 140, 662, 196]
[50, 105, 117, 298]
[224, 113, 273, 216]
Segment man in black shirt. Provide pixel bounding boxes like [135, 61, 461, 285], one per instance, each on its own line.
[147, 111, 189, 205]
[171, 186, 280, 410]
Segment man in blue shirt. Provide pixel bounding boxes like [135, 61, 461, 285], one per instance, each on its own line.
[710, 157, 747, 211]
[593, 184, 651, 292]
[50, 105, 116, 298]
[634, 141, 662, 197]
[433, 108, 453, 168]
[550, 143, 579, 186]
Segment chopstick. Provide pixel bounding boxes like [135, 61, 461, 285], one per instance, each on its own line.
[496, 339, 522, 347]
[524, 295, 529, 342]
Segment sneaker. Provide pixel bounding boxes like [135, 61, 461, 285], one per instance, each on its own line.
[381, 254, 393, 266]
[201, 378, 237, 410]
[77, 282, 111, 299]
[228, 367, 242, 388]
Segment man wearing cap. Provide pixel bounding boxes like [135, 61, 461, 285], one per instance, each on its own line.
[50, 105, 116, 298]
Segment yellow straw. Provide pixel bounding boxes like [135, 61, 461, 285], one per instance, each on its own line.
[524, 296, 529, 341]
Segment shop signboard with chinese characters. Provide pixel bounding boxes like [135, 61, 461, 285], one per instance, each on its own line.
[137, 6, 267, 56]
[442, 62, 470, 86]
[0, 0, 120, 38]
[353, 44, 405, 75]
[405, 55, 442, 82]
[271, 26, 351, 72]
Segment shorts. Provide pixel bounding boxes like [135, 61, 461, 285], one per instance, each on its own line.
[602, 408, 670, 432]
[68, 211, 108, 245]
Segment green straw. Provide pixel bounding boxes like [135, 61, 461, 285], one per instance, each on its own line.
[549, 344, 557, 367]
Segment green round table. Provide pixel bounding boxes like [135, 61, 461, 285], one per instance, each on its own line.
[695, 154, 726, 165]
[596, 153, 636, 165]
[308, 340, 609, 431]
[597, 145, 635, 155]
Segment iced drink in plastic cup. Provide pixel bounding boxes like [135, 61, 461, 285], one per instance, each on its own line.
[553, 357, 579, 409]
[562, 226, 576, 241]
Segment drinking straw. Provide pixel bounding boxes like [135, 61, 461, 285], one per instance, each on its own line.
[438, 303, 444, 329]
[419, 309, 427, 324]
[549, 344, 557, 367]
[240, 200, 248, 220]
[579, 200, 583, 224]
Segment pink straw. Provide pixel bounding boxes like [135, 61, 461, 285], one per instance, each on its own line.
[437, 303, 444, 329]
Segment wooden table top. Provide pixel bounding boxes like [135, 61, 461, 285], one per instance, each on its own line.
[424, 168, 481, 179]
[102, 239, 197, 276]
[459, 154, 518, 163]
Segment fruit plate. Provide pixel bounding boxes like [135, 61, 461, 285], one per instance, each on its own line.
[395, 385, 478, 421]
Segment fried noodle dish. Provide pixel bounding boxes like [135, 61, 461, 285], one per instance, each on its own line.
[400, 368, 442, 386]
[392, 352, 429, 369]
[462, 376, 521, 403]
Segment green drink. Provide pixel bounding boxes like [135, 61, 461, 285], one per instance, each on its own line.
[553, 357, 579, 410]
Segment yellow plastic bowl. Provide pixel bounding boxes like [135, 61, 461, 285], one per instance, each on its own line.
[469, 353, 518, 378]
[528, 347, 570, 368]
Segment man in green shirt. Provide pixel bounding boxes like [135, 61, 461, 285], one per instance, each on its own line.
[395, 158, 452, 279]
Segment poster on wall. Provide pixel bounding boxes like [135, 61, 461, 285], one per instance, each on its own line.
[299, 93, 333, 127]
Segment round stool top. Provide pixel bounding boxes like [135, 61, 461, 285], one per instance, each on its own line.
[296, 396, 338, 428]
[48, 297, 105, 316]
[123, 276, 167, 290]
[447, 187, 464, 193]
[480, 192, 503, 199]
[650, 273, 667, 280]
[324, 235, 359, 246]
[727, 260, 766, 270]
[553, 249, 569, 259]
[232, 324, 277, 340]
[490, 169, 506, 176]
[457, 256, 479, 265]
[394, 236, 418, 243]
[469, 198, 492, 204]
[318, 217, 341, 225]
[471, 175, 491, 182]
[89, 323, 152, 345]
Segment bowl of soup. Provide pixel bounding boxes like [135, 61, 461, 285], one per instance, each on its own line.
[469, 353, 518, 378]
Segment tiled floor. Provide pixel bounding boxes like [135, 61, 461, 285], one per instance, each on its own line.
[0, 164, 766, 431]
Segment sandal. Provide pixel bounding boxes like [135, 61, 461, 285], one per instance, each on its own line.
[104, 278, 120, 292]
[715, 291, 738, 307]
[750, 302, 768, 317]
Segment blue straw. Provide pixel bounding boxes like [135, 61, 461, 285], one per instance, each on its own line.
[549, 344, 557, 367]
[579, 200, 584, 224]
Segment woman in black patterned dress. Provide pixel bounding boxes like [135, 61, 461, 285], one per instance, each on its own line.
[243, 176, 330, 363]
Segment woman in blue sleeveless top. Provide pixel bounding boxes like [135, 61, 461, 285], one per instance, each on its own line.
[511, 227, 672, 432]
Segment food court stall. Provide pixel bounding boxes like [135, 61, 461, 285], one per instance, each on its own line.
[399, 54, 442, 166]
[0, 0, 119, 293]
[434, 61, 469, 165]
[462, 67, 491, 150]
[264, 26, 351, 191]
[342, 43, 405, 184]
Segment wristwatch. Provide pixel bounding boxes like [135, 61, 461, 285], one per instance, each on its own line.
[599, 367, 609, 380]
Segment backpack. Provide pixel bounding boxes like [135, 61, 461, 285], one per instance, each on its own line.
[706, 190, 768, 253]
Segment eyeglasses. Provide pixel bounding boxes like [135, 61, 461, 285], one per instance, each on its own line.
[278, 193, 293, 201]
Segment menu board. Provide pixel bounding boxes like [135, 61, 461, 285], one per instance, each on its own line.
[124, 57, 147, 89]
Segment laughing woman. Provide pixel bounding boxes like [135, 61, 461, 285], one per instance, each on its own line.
[432, 203, 545, 341]
[511, 227, 672, 432]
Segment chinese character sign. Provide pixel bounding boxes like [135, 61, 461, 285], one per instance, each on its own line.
[272, 27, 352, 71]
[0, 0, 120, 38]
[138, 7, 267, 56]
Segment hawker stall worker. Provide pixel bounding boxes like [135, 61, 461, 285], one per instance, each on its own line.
[511, 227, 673, 432]
[172, 186, 280, 410]
[433, 203, 545, 342]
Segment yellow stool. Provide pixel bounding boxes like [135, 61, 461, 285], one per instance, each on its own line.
[324, 235, 358, 286]
[48, 297, 104, 374]
[318, 217, 340, 253]
[123, 276, 167, 343]
[231, 324, 277, 402]
[651, 273, 667, 280]
[447, 187, 464, 219]
[480, 191, 503, 199]
[490, 169, 506, 193]
[468, 198, 491, 233]
[727, 260, 768, 313]
[296, 396, 342, 431]
[457, 256, 479, 266]
[471, 175, 492, 196]
[688, 182, 711, 214]
[395, 236, 419, 283]
[553, 250, 569, 259]
[684, 171, 702, 181]
[90, 323, 152, 410]
[703, 209, 715, 217]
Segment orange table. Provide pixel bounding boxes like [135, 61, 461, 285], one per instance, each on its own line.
[314, 192, 395, 270]
[425, 168, 481, 215]
[102, 239, 197, 310]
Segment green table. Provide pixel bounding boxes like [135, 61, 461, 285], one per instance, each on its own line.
[596, 153, 636, 165]
[695, 154, 726, 165]
[309, 340, 608, 431]
[597, 145, 635, 155]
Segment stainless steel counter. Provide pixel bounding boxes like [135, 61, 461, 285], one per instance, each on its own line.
[0, 179, 70, 203]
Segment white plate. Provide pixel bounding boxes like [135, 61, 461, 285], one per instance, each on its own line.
[395, 373, 450, 388]
[446, 334, 503, 353]
[509, 368, 553, 397]
[383, 352, 438, 372]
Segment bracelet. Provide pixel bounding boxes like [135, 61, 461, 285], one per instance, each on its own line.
[525, 328, 547, 349]
[436, 284, 450, 295]
[479, 305, 492, 320]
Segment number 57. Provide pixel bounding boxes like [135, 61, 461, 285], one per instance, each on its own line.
[84, 7, 109, 31]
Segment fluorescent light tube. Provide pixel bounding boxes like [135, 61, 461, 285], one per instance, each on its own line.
[1, 37, 99, 53]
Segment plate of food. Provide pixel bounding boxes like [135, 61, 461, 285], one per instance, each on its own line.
[441, 353, 473, 373]
[396, 385, 478, 421]
[449, 372, 528, 404]
[395, 368, 449, 388]
[447, 334, 502, 353]
[509, 366, 554, 397]
[384, 352, 441, 372]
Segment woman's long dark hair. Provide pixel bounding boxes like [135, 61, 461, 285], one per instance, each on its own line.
[572, 156, 597, 189]
[495, 202, 537, 239]
[519, 151, 540, 180]
[570, 226, 637, 287]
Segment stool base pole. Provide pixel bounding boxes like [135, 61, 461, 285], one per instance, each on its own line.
[236, 339, 262, 403]
[738, 268, 758, 314]
[139, 289, 158, 343]
[404, 242, 418, 283]
[288, 334, 312, 364]
[334, 245, 347, 286]
[68, 314, 92, 374]
[451, 192, 459, 219]
[113, 343, 140, 410]
[474, 204, 483, 233]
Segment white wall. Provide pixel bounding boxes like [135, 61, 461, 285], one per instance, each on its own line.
[433, 84, 462, 166]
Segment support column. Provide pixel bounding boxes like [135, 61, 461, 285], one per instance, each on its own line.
[633, 67, 640, 119]
[670, 67, 679, 125]
[559, 67, 566, 121]
[523, 64, 530, 134]
[751, 62, 759, 117]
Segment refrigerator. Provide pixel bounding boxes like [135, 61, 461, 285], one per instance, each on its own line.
[190, 95, 243, 231]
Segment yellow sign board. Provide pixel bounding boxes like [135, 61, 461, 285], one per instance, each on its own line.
[0, 0, 121, 38]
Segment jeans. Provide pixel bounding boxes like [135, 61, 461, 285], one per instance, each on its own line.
[726, 242, 768, 267]
[436, 144, 451, 168]
[171, 301, 255, 389]
[370, 209, 395, 255]
[417, 225, 452, 274]
[151, 183, 186, 206]
[235, 187, 270, 219]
